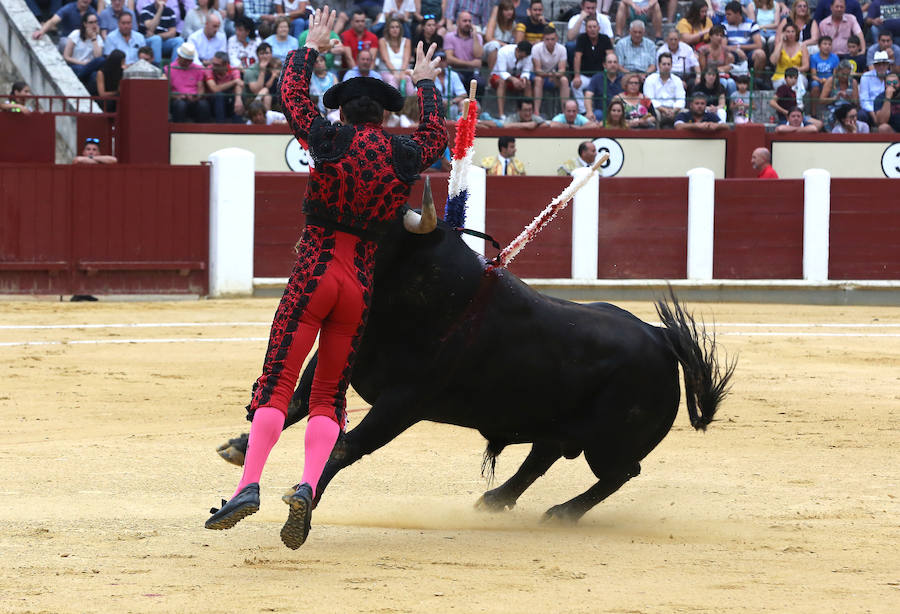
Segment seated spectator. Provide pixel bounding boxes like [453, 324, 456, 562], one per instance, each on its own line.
[692, 67, 728, 122]
[103, 12, 146, 66]
[754, 0, 786, 50]
[770, 22, 809, 88]
[445, 11, 485, 86]
[384, 96, 420, 128]
[604, 98, 628, 127]
[228, 16, 262, 70]
[777, 0, 818, 52]
[376, 0, 417, 37]
[138, 45, 156, 63]
[566, 0, 614, 46]
[237, 0, 278, 38]
[584, 52, 623, 121]
[557, 139, 598, 175]
[413, 15, 444, 56]
[770, 66, 801, 122]
[550, 99, 597, 128]
[531, 26, 569, 117]
[615, 0, 663, 41]
[91, 50, 126, 111]
[818, 0, 864, 57]
[674, 91, 730, 130]
[614, 20, 657, 76]
[32, 0, 97, 51]
[184, 0, 228, 40]
[340, 10, 379, 65]
[676, 0, 713, 50]
[484, 0, 517, 73]
[1, 82, 34, 114]
[722, 1, 767, 80]
[243, 43, 280, 109]
[275, 0, 310, 38]
[729, 73, 752, 122]
[72, 137, 118, 164]
[514, 0, 548, 45]
[139, 0, 185, 65]
[165, 42, 212, 122]
[866, 32, 900, 71]
[659, 29, 700, 88]
[481, 136, 526, 175]
[775, 106, 820, 131]
[810, 36, 840, 113]
[378, 16, 414, 93]
[433, 51, 467, 120]
[821, 59, 860, 121]
[426, 147, 452, 173]
[205, 51, 245, 122]
[309, 53, 339, 114]
[99, 0, 137, 40]
[866, 0, 900, 44]
[643, 52, 685, 126]
[872, 71, 900, 132]
[843, 35, 868, 74]
[298, 23, 350, 71]
[571, 16, 613, 114]
[343, 48, 383, 80]
[64, 13, 105, 86]
[616, 72, 656, 128]
[136, 0, 193, 36]
[503, 96, 548, 128]
[860, 51, 892, 123]
[490, 40, 533, 119]
[830, 103, 870, 132]
[190, 12, 228, 65]
[263, 15, 298, 61]
[751, 147, 778, 177]
[699, 26, 735, 86]
[246, 100, 287, 124]
[814, 0, 866, 31]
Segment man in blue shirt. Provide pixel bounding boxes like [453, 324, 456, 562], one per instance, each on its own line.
[584, 52, 623, 121]
[103, 11, 147, 65]
[99, 0, 137, 39]
[723, 1, 767, 78]
[32, 0, 97, 50]
[860, 50, 892, 123]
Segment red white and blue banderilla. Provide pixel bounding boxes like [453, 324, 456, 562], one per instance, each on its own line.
[444, 80, 479, 230]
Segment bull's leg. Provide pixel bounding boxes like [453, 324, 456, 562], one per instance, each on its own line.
[312, 397, 418, 507]
[475, 442, 561, 512]
[216, 355, 319, 466]
[542, 461, 641, 523]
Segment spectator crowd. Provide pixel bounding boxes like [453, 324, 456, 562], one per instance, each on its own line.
[16, 0, 899, 133]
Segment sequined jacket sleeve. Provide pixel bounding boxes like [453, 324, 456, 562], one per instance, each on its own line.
[280, 47, 321, 147]
[410, 79, 448, 170]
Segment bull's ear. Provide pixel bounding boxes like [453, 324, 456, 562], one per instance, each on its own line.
[403, 176, 437, 234]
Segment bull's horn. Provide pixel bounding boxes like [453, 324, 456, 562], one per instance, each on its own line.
[403, 176, 437, 234]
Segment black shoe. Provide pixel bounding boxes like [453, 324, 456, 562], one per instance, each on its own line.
[280, 483, 313, 550]
[205, 482, 260, 530]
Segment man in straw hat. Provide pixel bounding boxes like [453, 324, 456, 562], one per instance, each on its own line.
[205, 5, 447, 550]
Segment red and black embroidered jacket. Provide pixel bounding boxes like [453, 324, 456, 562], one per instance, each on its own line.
[280, 47, 448, 236]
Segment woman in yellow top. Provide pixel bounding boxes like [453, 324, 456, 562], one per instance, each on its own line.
[677, 0, 713, 49]
[770, 22, 809, 87]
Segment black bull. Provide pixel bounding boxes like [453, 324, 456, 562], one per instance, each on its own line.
[218, 217, 735, 521]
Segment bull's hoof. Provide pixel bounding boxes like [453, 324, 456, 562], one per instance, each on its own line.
[540, 505, 580, 524]
[474, 491, 516, 512]
[216, 434, 248, 467]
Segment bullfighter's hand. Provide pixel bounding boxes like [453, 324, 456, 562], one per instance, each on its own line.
[411, 42, 441, 83]
[304, 6, 338, 53]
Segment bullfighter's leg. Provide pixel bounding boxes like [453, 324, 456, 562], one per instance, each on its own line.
[542, 461, 641, 523]
[311, 395, 419, 507]
[475, 442, 561, 512]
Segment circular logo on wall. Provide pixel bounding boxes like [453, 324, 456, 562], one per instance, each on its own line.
[285, 138, 315, 173]
[590, 137, 625, 177]
[881, 142, 900, 178]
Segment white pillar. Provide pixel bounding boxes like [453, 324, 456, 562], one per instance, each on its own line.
[571, 167, 599, 279]
[803, 168, 831, 282]
[208, 148, 255, 297]
[686, 167, 715, 280]
[462, 165, 486, 255]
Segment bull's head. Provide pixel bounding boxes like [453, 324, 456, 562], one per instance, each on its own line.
[402, 176, 437, 234]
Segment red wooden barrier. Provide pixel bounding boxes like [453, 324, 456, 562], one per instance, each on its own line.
[0, 164, 209, 295]
[0, 113, 56, 163]
[713, 178, 804, 279]
[829, 179, 900, 280]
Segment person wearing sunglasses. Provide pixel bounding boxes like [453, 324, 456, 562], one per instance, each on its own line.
[72, 137, 118, 164]
[64, 13, 106, 86]
[873, 72, 900, 132]
[33, 0, 98, 52]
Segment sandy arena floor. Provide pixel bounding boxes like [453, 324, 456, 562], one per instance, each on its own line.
[0, 297, 898, 613]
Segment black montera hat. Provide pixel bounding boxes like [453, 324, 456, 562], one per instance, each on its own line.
[322, 77, 404, 112]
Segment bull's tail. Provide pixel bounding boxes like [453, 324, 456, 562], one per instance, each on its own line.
[655, 293, 736, 431]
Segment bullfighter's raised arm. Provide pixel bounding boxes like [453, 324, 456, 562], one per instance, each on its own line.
[280, 47, 322, 147]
